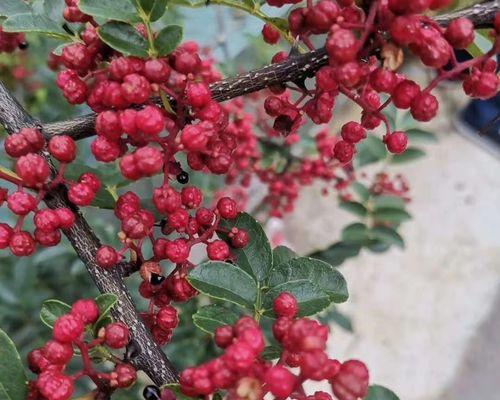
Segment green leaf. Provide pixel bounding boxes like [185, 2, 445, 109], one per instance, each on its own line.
[365, 385, 400, 400]
[3, 13, 72, 40]
[79, 0, 140, 23]
[351, 182, 370, 201]
[219, 213, 272, 283]
[272, 245, 297, 268]
[309, 241, 361, 267]
[355, 135, 387, 167]
[192, 304, 240, 334]
[268, 257, 348, 303]
[155, 25, 183, 56]
[263, 280, 331, 317]
[261, 345, 282, 361]
[94, 293, 118, 322]
[341, 223, 369, 244]
[405, 129, 437, 144]
[0, 329, 27, 400]
[390, 147, 425, 164]
[40, 299, 71, 329]
[132, 0, 168, 21]
[98, 21, 148, 57]
[0, 0, 31, 17]
[188, 262, 258, 309]
[366, 239, 391, 253]
[319, 308, 353, 332]
[372, 208, 411, 224]
[372, 195, 405, 210]
[242, 0, 256, 8]
[339, 200, 367, 217]
[370, 226, 404, 248]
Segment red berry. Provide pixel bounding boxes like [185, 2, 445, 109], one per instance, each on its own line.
[53, 314, 84, 343]
[264, 366, 297, 398]
[168, 208, 189, 230]
[7, 191, 37, 215]
[224, 342, 255, 371]
[186, 82, 212, 108]
[217, 197, 238, 219]
[341, 122, 366, 144]
[333, 140, 355, 163]
[153, 185, 182, 214]
[68, 183, 95, 206]
[9, 231, 36, 256]
[196, 207, 214, 226]
[331, 360, 369, 400]
[134, 146, 164, 176]
[104, 322, 130, 348]
[34, 209, 61, 232]
[37, 371, 74, 400]
[61, 43, 91, 70]
[326, 29, 359, 64]
[370, 68, 396, 94]
[156, 306, 179, 331]
[91, 136, 122, 163]
[180, 124, 209, 151]
[207, 240, 230, 261]
[262, 23, 281, 44]
[96, 111, 122, 141]
[165, 238, 190, 263]
[111, 363, 137, 388]
[121, 73, 151, 104]
[122, 210, 155, 239]
[0, 223, 13, 249]
[384, 131, 408, 154]
[78, 172, 101, 192]
[96, 245, 119, 268]
[35, 229, 61, 247]
[16, 154, 50, 187]
[445, 17, 474, 49]
[136, 105, 166, 136]
[214, 325, 234, 348]
[144, 59, 171, 83]
[410, 92, 439, 122]
[4, 134, 30, 158]
[181, 186, 203, 209]
[273, 292, 298, 318]
[230, 229, 249, 248]
[55, 208, 75, 229]
[48, 135, 76, 163]
[43, 340, 73, 365]
[392, 80, 421, 109]
[71, 299, 100, 324]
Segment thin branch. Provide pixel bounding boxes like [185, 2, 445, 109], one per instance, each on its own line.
[0, 81, 178, 386]
[43, 1, 499, 140]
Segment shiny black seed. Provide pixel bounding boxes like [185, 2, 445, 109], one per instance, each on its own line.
[176, 171, 189, 184]
[143, 385, 161, 400]
[150, 273, 165, 286]
[18, 42, 28, 50]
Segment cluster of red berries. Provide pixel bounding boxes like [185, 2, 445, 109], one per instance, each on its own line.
[27, 299, 135, 400]
[260, 0, 499, 166]
[0, 26, 26, 53]
[180, 293, 369, 400]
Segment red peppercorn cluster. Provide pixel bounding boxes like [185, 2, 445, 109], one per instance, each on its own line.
[179, 293, 369, 400]
[260, 0, 499, 166]
[27, 299, 136, 400]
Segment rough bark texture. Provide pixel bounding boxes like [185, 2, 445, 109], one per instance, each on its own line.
[0, 0, 498, 390]
[42, 1, 499, 141]
[0, 81, 178, 386]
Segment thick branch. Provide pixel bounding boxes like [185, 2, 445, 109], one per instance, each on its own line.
[43, 1, 499, 140]
[0, 81, 178, 386]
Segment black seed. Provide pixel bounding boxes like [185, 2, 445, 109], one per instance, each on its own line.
[176, 171, 189, 184]
[143, 385, 161, 400]
[18, 42, 28, 50]
[150, 273, 165, 286]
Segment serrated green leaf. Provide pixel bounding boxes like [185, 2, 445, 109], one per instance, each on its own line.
[372, 208, 411, 224]
[309, 241, 361, 267]
[263, 280, 331, 317]
[0, 329, 27, 400]
[188, 262, 258, 309]
[268, 257, 348, 303]
[0, 0, 31, 17]
[94, 293, 118, 322]
[339, 200, 367, 217]
[405, 129, 437, 144]
[372, 195, 406, 210]
[365, 385, 400, 400]
[79, 0, 140, 23]
[155, 25, 183, 56]
[391, 147, 425, 164]
[192, 304, 240, 334]
[219, 213, 272, 283]
[272, 245, 296, 268]
[40, 299, 71, 328]
[341, 223, 369, 243]
[98, 21, 148, 57]
[370, 226, 404, 248]
[261, 345, 282, 360]
[3, 13, 72, 40]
